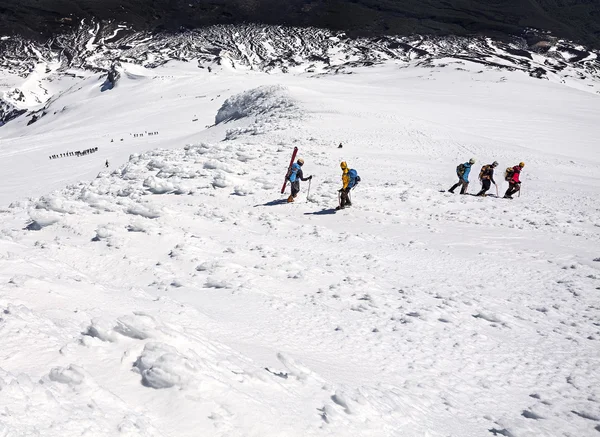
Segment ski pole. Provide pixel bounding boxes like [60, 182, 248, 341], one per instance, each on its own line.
[307, 179, 312, 202]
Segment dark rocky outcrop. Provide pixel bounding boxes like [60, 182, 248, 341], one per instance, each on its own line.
[0, 0, 599, 50]
[101, 64, 121, 92]
[0, 100, 26, 127]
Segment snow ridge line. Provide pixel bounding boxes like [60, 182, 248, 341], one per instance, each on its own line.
[0, 23, 598, 80]
[2, 23, 599, 124]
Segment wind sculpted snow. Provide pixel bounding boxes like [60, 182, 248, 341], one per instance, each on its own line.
[0, 54, 599, 436]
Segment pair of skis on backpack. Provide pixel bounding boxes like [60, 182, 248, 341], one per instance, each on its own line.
[281, 147, 299, 194]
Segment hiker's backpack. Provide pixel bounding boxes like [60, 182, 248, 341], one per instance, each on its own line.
[504, 167, 514, 182]
[348, 169, 361, 189]
[288, 163, 301, 182]
[457, 163, 466, 177]
[479, 165, 490, 180]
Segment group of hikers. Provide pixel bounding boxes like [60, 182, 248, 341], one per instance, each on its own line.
[49, 147, 99, 160]
[286, 158, 360, 210]
[449, 158, 525, 199]
[284, 154, 524, 207]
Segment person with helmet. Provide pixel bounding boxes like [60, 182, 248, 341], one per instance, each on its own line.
[338, 161, 351, 209]
[504, 162, 525, 199]
[449, 158, 476, 194]
[337, 161, 362, 209]
[287, 158, 312, 203]
[476, 161, 499, 196]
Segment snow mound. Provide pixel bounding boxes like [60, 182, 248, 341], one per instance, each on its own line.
[48, 364, 86, 385]
[133, 342, 198, 389]
[126, 203, 161, 219]
[26, 210, 61, 230]
[84, 317, 119, 342]
[215, 86, 298, 124]
[215, 86, 301, 139]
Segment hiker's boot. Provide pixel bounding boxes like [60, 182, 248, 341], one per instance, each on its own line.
[287, 195, 294, 203]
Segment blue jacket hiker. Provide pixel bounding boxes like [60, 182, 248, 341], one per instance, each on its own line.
[449, 158, 475, 194]
[287, 158, 312, 203]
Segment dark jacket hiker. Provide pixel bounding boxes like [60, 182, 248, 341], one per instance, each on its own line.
[476, 161, 498, 196]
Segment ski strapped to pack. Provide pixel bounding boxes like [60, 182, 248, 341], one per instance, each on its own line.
[280, 147, 299, 194]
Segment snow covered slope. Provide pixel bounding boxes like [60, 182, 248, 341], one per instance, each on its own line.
[1, 27, 600, 437]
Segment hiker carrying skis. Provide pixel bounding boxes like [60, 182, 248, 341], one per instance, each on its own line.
[476, 161, 498, 196]
[504, 162, 524, 199]
[449, 158, 475, 194]
[337, 161, 360, 210]
[287, 158, 312, 203]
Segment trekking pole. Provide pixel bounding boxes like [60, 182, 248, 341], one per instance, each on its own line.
[495, 183, 499, 197]
[306, 179, 312, 202]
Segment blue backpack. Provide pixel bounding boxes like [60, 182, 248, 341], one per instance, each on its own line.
[348, 169, 361, 188]
[288, 163, 301, 182]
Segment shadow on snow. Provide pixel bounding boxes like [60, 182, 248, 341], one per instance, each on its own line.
[304, 208, 337, 215]
[254, 199, 288, 207]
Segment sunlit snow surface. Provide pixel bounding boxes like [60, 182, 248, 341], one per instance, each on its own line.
[0, 54, 599, 437]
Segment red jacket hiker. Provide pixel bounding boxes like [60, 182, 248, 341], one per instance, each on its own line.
[504, 162, 525, 199]
[510, 165, 521, 183]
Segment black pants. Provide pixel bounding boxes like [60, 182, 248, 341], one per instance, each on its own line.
[504, 182, 520, 197]
[449, 179, 468, 194]
[340, 188, 351, 207]
[477, 179, 491, 196]
[291, 181, 300, 197]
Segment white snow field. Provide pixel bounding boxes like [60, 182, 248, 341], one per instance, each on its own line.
[1, 55, 600, 437]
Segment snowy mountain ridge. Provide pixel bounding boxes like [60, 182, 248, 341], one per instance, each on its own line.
[1, 23, 599, 126]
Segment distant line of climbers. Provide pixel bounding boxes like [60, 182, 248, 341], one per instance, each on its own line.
[133, 132, 159, 138]
[49, 147, 99, 160]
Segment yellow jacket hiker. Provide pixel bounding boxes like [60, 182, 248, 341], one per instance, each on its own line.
[341, 162, 350, 189]
[337, 161, 361, 210]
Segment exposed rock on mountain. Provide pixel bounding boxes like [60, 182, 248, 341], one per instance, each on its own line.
[1, 0, 599, 49]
